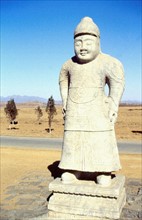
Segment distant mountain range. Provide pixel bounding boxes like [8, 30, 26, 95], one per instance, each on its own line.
[0, 95, 62, 105]
[0, 95, 141, 105]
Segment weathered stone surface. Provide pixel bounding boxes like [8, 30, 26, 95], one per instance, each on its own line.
[48, 189, 126, 219]
[119, 178, 142, 220]
[48, 16, 126, 219]
[49, 174, 125, 198]
[0, 173, 141, 219]
[0, 171, 50, 220]
[48, 175, 126, 219]
[48, 210, 108, 219]
[58, 17, 125, 175]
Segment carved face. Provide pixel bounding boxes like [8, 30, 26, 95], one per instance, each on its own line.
[74, 34, 100, 63]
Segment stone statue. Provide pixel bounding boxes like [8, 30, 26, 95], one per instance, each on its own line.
[59, 17, 125, 186]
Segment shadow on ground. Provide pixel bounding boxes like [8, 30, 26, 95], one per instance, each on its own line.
[1, 167, 142, 220]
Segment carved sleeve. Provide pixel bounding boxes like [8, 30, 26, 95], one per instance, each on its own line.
[59, 61, 70, 109]
[106, 59, 125, 113]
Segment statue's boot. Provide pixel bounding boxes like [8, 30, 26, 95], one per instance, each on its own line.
[97, 174, 111, 187]
[61, 172, 78, 184]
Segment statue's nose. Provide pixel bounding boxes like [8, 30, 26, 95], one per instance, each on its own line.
[80, 42, 87, 51]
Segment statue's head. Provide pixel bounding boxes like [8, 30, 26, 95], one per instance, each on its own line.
[74, 17, 101, 63]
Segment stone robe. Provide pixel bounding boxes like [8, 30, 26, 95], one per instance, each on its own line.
[59, 53, 125, 172]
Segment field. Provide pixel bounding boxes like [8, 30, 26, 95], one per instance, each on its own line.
[1, 147, 141, 197]
[0, 104, 142, 141]
[0, 103, 142, 206]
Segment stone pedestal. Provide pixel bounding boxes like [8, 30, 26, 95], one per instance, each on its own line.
[48, 174, 126, 219]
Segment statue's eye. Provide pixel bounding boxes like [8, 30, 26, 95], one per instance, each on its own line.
[75, 41, 82, 46]
[86, 40, 93, 45]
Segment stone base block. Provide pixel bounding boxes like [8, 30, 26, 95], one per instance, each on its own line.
[48, 210, 109, 219]
[48, 174, 126, 220]
[49, 174, 125, 198]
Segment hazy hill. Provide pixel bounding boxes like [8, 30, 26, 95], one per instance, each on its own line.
[0, 95, 141, 106]
[1, 95, 47, 103]
[0, 95, 62, 105]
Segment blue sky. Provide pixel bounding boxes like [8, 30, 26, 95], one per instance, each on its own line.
[1, 0, 141, 102]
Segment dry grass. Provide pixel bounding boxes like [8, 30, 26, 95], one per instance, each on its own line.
[115, 106, 142, 141]
[1, 104, 141, 206]
[0, 147, 61, 193]
[1, 147, 141, 197]
[0, 104, 64, 138]
[0, 104, 142, 141]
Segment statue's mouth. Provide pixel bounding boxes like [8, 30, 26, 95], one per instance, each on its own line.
[80, 52, 88, 56]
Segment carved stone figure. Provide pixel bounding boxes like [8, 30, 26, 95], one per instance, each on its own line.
[59, 17, 125, 186]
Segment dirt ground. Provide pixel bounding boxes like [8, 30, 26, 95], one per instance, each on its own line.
[0, 104, 142, 204]
[1, 147, 141, 200]
[0, 104, 142, 141]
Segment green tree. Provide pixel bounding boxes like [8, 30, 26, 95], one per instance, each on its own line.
[46, 96, 57, 133]
[35, 106, 43, 124]
[4, 99, 18, 129]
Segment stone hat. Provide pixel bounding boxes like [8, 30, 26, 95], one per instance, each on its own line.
[74, 17, 100, 39]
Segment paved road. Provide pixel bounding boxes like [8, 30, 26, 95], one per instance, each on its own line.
[0, 136, 141, 154]
[0, 136, 62, 149]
